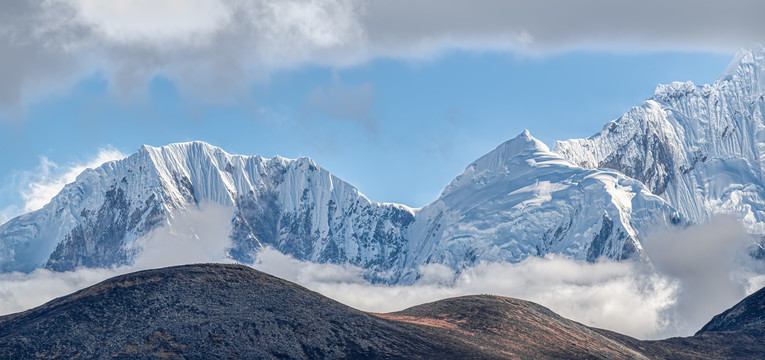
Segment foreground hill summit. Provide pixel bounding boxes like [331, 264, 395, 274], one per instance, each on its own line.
[0, 264, 474, 359]
[0, 264, 763, 359]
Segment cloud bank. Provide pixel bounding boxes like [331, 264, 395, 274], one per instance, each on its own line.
[0, 246, 678, 339]
[2, 0, 764, 108]
[253, 249, 677, 339]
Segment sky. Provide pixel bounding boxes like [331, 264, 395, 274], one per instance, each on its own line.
[1, 1, 755, 221]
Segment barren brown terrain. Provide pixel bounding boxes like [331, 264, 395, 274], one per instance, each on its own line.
[0, 263, 762, 359]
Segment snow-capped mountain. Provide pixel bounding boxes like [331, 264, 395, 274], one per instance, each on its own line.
[554, 46, 765, 254]
[0, 142, 415, 282]
[0, 134, 681, 283]
[399, 131, 681, 282]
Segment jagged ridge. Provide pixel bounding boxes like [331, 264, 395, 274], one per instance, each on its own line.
[554, 46, 765, 245]
[0, 142, 415, 283]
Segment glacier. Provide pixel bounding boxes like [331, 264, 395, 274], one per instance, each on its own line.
[554, 46, 765, 257]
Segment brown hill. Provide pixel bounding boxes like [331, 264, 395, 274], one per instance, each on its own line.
[0, 263, 763, 359]
[0, 264, 486, 359]
[375, 295, 648, 359]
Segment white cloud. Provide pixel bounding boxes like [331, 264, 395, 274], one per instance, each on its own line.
[251, 0, 365, 52]
[251, 248, 677, 339]
[0, 245, 676, 339]
[62, 0, 232, 46]
[132, 203, 235, 268]
[642, 215, 753, 335]
[22, 147, 126, 212]
[4, 0, 764, 109]
[0, 266, 130, 315]
[0, 147, 126, 224]
[746, 274, 765, 294]
[245, 216, 763, 340]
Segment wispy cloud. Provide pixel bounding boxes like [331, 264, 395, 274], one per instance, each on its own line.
[0, 266, 130, 315]
[0, 206, 21, 228]
[0, 246, 678, 339]
[0, 147, 126, 223]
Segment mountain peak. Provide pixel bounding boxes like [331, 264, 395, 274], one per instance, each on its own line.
[458, 130, 552, 178]
[717, 45, 765, 86]
[653, 80, 697, 98]
[440, 130, 560, 193]
[138, 141, 227, 156]
[651, 46, 765, 99]
[501, 129, 549, 153]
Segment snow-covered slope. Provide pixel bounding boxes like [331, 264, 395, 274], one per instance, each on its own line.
[0, 136, 682, 284]
[554, 46, 765, 249]
[399, 131, 681, 282]
[0, 142, 415, 282]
